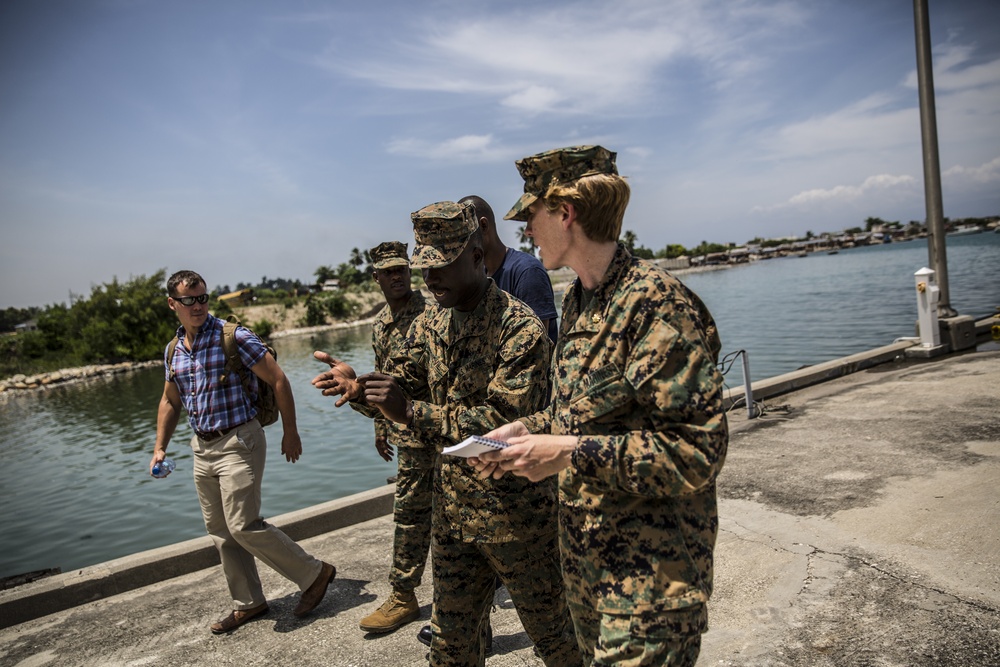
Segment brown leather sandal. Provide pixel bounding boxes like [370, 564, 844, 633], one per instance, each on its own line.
[210, 602, 269, 634]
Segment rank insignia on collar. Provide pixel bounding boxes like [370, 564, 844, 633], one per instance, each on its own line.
[591, 313, 602, 325]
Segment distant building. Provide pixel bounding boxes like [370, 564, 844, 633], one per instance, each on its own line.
[218, 289, 254, 306]
[651, 256, 690, 271]
[727, 247, 751, 263]
[321, 279, 340, 292]
[14, 320, 38, 333]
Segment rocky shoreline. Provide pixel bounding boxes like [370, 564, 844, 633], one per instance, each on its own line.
[0, 361, 164, 400]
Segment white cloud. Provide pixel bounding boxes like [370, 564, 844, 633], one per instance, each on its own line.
[386, 134, 508, 162]
[316, 0, 806, 117]
[943, 156, 1000, 184]
[501, 86, 564, 114]
[903, 42, 1000, 92]
[755, 173, 917, 212]
[765, 94, 917, 160]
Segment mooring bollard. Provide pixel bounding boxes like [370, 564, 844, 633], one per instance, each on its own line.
[914, 267, 941, 348]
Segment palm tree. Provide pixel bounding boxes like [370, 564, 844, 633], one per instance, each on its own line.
[516, 226, 534, 254]
[622, 230, 638, 252]
[314, 265, 336, 285]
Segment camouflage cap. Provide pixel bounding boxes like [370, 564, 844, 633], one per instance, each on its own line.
[410, 201, 480, 269]
[370, 241, 409, 270]
[503, 145, 618, 222]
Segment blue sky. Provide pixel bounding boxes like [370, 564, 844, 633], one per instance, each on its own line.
[1, 0, 998, 308]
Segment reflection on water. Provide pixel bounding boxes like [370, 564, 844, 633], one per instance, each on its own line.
[1, 234, 997, 578]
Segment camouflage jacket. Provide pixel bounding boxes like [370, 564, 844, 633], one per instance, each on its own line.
[394, 280, 556, 543]
[521, 244, 729, 615]
[365, 290, 430, 447]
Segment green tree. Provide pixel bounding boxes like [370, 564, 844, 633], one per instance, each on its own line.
[0, 306, 41, 333]
[655, 244, 688, 259]
[325, 293, 354, 318]
[252, 319, 274, 340]
[622, 229, 638, 253]
[516, 226, 534, 254]
[690, 241, 728, 256]
[3, 271, 177, 377]
[36, 304, 72, 355]
[314, 265, 336, 284]
[632, 245, 655, 259]
[64, 271, 176, 361]
[302, 296, 328, 327]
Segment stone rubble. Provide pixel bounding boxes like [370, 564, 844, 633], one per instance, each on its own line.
[0, 361, 161, 399]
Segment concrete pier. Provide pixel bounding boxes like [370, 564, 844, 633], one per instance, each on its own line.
[1, 347, 998, 666]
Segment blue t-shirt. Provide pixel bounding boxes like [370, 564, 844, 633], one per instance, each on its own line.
[492, 248, 559, 343]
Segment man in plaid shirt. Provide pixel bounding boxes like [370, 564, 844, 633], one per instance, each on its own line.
[149, 269, 336, 635]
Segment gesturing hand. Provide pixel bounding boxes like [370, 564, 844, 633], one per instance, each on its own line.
[311, 351, 362, 407]
[358, 372, 410, 424]
[375, 436, 395, 462]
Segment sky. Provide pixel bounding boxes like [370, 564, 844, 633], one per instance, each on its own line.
[1, 0, 998, 309]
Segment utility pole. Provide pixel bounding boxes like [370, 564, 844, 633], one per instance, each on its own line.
[913, 0, 956, 317]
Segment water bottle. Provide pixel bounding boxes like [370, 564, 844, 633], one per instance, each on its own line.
[151, 458, 175, 478]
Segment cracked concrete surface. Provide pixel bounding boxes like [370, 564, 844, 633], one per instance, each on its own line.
[0, 350, 997, 666]
[707, 350, 1000, 666]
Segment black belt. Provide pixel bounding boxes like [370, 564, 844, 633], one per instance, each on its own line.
[195, 423, 245, 441]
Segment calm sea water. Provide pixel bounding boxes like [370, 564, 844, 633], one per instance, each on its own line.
[1, 233, 997, 579]
[681, 232, 1000, 383]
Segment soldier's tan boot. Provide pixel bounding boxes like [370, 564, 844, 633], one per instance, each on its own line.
[359, 589, 420, 633]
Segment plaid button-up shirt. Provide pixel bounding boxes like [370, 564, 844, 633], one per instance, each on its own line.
[165, 314, 267, 434]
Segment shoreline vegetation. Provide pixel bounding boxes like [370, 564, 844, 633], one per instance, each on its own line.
[0, 263, 727, 401]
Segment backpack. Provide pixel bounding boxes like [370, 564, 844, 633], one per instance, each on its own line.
[166, 315, 280, 427]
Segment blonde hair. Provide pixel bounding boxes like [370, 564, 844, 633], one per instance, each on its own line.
[542, 173, 631, 243]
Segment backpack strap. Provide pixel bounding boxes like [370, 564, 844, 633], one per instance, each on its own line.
[219, 318, 243, 386]
[165, 335, 181, 381]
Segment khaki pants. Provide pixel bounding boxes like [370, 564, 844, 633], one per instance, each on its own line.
[192, 419, 321, 610]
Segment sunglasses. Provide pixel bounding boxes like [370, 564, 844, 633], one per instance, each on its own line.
[173, 294, 210, 307]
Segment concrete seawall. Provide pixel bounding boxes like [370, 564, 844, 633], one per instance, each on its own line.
[0, 485, 394, 629]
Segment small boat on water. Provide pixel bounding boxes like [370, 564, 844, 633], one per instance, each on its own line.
[948, 224, 982, 236]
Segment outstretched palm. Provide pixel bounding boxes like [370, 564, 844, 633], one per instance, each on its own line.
[311, 351, 361, 407]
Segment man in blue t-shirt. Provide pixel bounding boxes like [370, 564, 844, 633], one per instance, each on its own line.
[460, 195, 558, 343]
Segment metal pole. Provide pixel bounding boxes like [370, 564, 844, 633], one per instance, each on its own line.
[740, 350, 758, 419]
[912, 0, 955, 317]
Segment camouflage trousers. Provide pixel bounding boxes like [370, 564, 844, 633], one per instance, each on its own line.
[567, 599, 705, 667]
[429, 531, 581, 667]
[388, 445, 436, 593]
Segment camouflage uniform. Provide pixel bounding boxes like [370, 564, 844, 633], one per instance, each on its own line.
[509, 148, 728, 667]
[394, 201, 580, 667]
[369, 250, 435, 593]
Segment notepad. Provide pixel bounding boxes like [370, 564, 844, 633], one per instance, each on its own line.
[442, 435, 510, 458]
